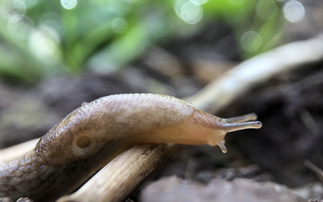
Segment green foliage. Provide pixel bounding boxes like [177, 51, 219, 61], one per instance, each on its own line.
[0, 0, 283, 82]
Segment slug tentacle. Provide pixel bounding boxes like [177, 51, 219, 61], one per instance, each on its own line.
[217, 140, 227, 153]
[223, 113, 258, 123]
[0, 93, 262, 202]
[222, 121, 262, 133]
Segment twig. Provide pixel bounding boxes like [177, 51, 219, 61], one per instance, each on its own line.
[304, 160, 323, 183]
[0, 138, 39, 161]
[57, 144, 179, 202]
[190, 34, 323, 113]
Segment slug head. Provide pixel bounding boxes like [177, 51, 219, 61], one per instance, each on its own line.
[190, 111, 262, 153]
[215, 113, 262, 153]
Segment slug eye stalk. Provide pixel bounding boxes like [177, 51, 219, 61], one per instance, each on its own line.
[223, 113, 262, 133]
[216, 113, 262, 153]
[223, 120, 262, 133]
[223, 113, 258, 123]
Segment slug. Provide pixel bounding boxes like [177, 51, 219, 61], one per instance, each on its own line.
[0, 93, 262, 202]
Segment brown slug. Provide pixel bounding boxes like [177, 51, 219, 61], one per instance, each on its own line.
[0, 93, 262, 201]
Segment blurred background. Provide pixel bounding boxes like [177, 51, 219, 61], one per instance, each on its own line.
[1, 0, 323, 201]
[0, 0, 312, 82]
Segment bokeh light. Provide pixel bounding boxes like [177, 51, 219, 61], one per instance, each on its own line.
[0, 0, 309, 81]
[60, 0, 77, 10]
[7, 15, 33, 40]
[0, 0, 25, 19]
[240, 31, 262, 52]
[110, 0, 132, 14]
[180, 1, 203, 24]
[175, 0, 187, 17]
[24, 0, 39, 9]
[283, 1, 305, 23]
[256, 0, 277, 20]
[39, 12, 63, 40]
[227, 0, 245, 6]
[190, 0, 208, 5]
[111, 18, 128, 34]
[29, 30, 60, 63]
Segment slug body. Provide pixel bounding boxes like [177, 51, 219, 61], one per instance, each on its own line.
[0, 94, 261, 201]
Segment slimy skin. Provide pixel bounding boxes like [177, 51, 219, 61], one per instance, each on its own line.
[0, 94, 262, 201]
